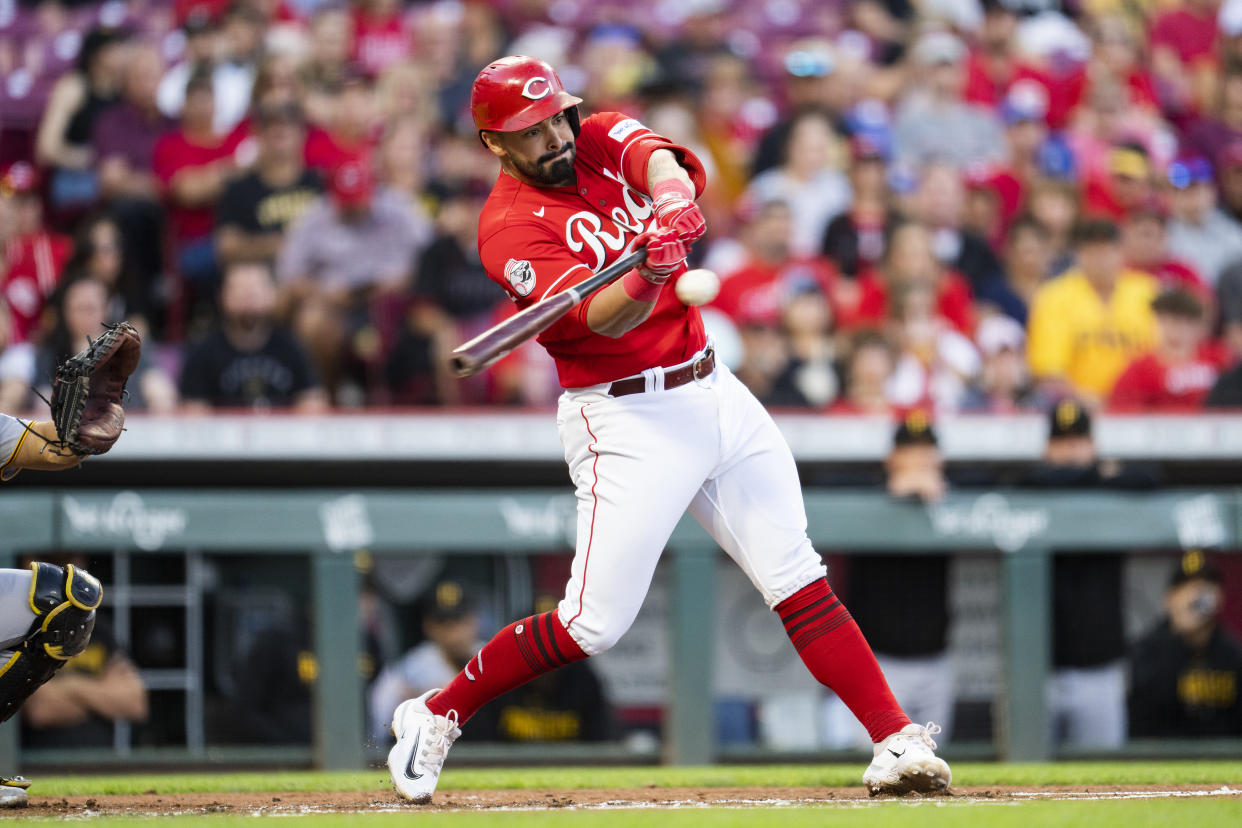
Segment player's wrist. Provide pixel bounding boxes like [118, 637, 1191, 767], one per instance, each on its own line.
[651, 179, 694, 207]
[623, 268, 665, 302]
[651, 180, 705, 243]
[636, 262, 674, 283]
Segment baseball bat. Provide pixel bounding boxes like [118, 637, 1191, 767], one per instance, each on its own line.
[450, 247, 648, 377]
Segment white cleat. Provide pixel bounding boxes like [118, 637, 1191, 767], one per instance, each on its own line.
[0, 776, 30, 808]
[862, 722, 952, 796]
[387, 689, 461, 804]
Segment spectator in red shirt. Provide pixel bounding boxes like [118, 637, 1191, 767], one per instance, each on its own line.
[853, 220, 975, 336]
[1150, 0, 1221, 114]
[352, 0, 412, 77]
[1110, 288, 1227, 412]
[153, 67, 246, 311]
[304, 68, 378, 174]
[1083, 144, 1157, 222]
[0, 164, 71, 411]
[711, 199, 843, 327]
[964, 0, 1058, 121]
[1064, 15, 1160, 119]
[1121, 207, 1210, 297]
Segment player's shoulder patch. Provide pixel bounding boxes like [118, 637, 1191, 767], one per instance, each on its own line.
[608, 118, 647, 143]
[504, 259, 537, 297]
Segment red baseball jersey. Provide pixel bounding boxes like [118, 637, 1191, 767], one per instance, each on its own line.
[1108, 344, 1230, 412]
[2, 232, 70, 343]
[478, 112, 708, 387]
[153, 125, 247, 242]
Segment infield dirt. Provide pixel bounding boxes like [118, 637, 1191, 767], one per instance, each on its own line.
[5, 784, 1238, 816]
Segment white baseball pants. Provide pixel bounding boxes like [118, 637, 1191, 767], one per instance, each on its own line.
[554, 354, 827, 656]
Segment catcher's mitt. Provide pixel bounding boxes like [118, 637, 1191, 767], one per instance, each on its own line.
[48, 322, 142, 456]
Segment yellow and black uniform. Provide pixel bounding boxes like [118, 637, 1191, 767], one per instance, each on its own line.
[20, 623, 115, 749]
[1129, 623, 1242, 738]
[467, 659, 613, 743]
[0, 414, 33, 482]
[1027, 268, 1159, 398]
[216, 168, 323, 262]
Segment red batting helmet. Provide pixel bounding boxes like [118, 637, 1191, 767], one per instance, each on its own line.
[471, 55, 583, 134]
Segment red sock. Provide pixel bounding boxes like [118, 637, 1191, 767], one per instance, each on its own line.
[776, 578, 911, 743]
[426, 610, 587, 723]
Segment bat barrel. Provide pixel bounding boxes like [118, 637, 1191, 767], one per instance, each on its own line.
[449, 353, 481, 376]
[450, 351, 495, 377]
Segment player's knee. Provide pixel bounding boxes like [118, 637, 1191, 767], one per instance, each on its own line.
[28, 562, 102, 659]
[568, 617, 632, 656]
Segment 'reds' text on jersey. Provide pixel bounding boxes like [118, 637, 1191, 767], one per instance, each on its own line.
[478, 113, 709, 388]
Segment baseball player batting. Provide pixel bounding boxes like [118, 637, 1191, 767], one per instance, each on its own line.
[0, 323, 139, 807]
[387, 55, 951, 803]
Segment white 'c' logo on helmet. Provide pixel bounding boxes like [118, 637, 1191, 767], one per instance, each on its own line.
[521, 77, 551, 100]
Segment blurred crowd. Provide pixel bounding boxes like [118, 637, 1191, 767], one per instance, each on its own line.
[8, 0, 1242, 412]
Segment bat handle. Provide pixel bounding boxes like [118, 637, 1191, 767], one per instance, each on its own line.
[449, 246, 651, 377]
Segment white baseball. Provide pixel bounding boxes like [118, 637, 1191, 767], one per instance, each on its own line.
[675, 268, 721, 306]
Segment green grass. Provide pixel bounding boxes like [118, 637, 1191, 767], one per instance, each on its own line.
[20, 760, 1242, 797]
[4, 799, 1242, 828]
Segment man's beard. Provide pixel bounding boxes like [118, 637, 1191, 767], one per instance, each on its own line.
[513, 143, 577, 187]
[225, 312, 274, 343]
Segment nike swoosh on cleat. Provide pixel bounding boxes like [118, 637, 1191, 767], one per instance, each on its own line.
[533, 206, 546, 217]
[888, 748, 905, 758]
[404, 728, 424, 780]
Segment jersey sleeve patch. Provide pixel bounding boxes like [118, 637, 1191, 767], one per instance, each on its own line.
[505, 259, 537, 297]
[608, 118, 647, 143]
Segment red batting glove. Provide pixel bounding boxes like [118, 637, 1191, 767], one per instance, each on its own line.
[633, 226, 688, 284]
[651, 179, 706, 243]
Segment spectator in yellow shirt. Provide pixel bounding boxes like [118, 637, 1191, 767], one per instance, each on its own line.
[1027, 218, 1159, 404]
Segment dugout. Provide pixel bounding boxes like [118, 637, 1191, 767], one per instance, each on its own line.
[2, 481, 1240, 775]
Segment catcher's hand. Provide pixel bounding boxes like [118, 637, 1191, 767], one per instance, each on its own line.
[49, 322, 142, 456]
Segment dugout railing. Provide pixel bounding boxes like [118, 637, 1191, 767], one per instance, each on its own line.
[1, 487, 1239, 773]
